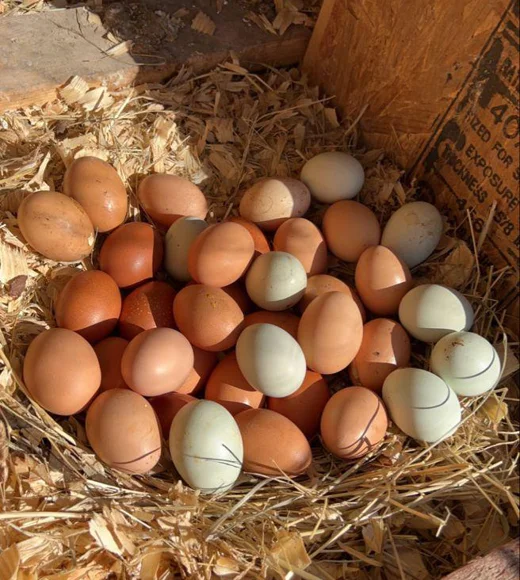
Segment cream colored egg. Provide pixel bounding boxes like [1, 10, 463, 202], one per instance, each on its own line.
[164, 217, 208, 281]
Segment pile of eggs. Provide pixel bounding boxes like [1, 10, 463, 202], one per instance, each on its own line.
[18, 153, 501, 494]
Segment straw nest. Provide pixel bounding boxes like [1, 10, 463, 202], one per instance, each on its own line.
[0, 62, 518, 579]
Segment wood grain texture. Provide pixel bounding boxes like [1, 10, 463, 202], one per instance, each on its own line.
[442, 540, 519, 580]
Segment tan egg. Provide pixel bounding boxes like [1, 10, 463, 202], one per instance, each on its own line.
[355, 246, 413, 315]
[322, 200, 381, 262]
[119, 281, 176, 340]
[188, 222, 255, 287]
[349, 319, 411, 393]
[239, 177, 311, 231]
[93, 337, 129, 392]
[176, 347, 218, 395]
[121, 328, 194, 397]
[138, 174, 207, 228]
[267, 370, 330, 438]
[55, 270, 122, 343]
[99, 222, 163, 289]
[173, 284, 244, 351]
[63, 156, 128, 232]
[18, 191, 94, 262]
[320, 387, 388, 459]
[228, 217, 270, 256]
[298, 274, 366, 321]
[23, 328, 101, 415]
[86, 389, 161, 474]
[273, 218, 328, 276]
[298, 291, 363, 374]
[150, 392, 196, 438]
[243, 310, 300, 339]
[235, 408, 312, 476]
[205, 353, 265, 415]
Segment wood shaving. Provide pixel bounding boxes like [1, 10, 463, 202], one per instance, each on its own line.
[191, 11, 216, 36]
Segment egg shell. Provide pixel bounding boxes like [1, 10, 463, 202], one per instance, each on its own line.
[93, 337, 129, 392]
[235, 408, 311, 476]
[243, 310, 300, 339]
[121, 328, 194, 397]
[300, 152, 365, 203]
[245, 251, 307, 311]
[63, 156, 128, 233]
[430, 331, 501, 396]
[150, 392, 196, 438]
[398, 284, 474, 343]
[222, 282, 254, 314]
[236, 323, 306, 397]
[138, 174, 208, 228]
[297, 291, 363, 375]
[188, 222, 255, 287]
[55, 270, 121, 343]
[239, 178, 311, 231]
[99, 222, 163, 289]
[322, 200, 380, 262]
[381, 202, 443, 268]
[228, 217, 270, 255]
[382, 368, 461, 442]
[320, 387, 387, 459]
[349, 319, 411, 393]
[18, 191, 94, 262]
[86, 389, 161, 474]
[205, 353, 265, 415]
[23, 328, 101, 415]
[176, 347, 218, 395]
[268, 370, 330, 438]
[164, 217, 208, 282]
[355, 246, 413, 315]
[173, 284, 244, 351]
[119, 281, 176, 340]
[169, 400, 243, 493]
[273, 218, 328, 276]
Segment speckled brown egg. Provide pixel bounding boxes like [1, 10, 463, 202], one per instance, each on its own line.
[55, 270, 122, 343]
[176, 346, 218, 395]
[23, 328, 101, 415]
[320, 387, 388, 459]
[86, 389, 161, 474]
[228, 217, 270, 256]
[150, 392, 195, 438]
[119, 281, 176, 340]
[93, 336, 129, 392]
[273, 218, 328, 276]
[63, 156, 128, 232]
[173, 284, 244, 351]
[99, 222, 163, 289]
[137, 174, 207, 228]
[268, 370, 330, 438]
[18, 191, 94, 262]
[242, 310, 300, 339]
[205, 353, 265, 415]
[355, 246, 413, 315]
[235, 408, 312, 476]
[121, 328, 194, 397]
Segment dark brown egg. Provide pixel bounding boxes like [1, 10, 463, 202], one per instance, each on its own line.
[222, 282, 254, 314]
[93, 336, 129, 392]
[176, 346, 218, 395]
[151, 392, 196, 438]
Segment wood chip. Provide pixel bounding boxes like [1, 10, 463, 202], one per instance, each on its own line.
[191, 11, 216, 36]
[59, 76, 90, 105]
[0, 238, 29, 284]
[105, 40, 133, 57]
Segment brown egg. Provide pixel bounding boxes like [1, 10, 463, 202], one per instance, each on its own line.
[205, 353, 265, 415]
[235, 408, 312, 476]
[119, 281, 176, 340]
[23, 328, 101, 415]
[150, 392, 195, 438]
[86, 389, 161, 474]
[18, 191, 94, 262]
[242, 310, 300, 339]
[228, 216, 270, 255]
[355, 246, 413, 315]
[349, 319, 411, 393]
[322, 200, 381, 262]
[121, 328, 194, 397]
[188, 222, 255, 287]
[55, 270, 122, 343]
[93, 336, 129, 392]
[173, 285, 244, 351]
[176, 346, 218, 395]
[298, 274, 366, 321]
[99, 222, 163, 289]
[320, 387, 388, 459]
[267, 371, 330, 438]
[137, 174, 207, 228]
[239, 177, 311, 231]
[222, 282, 254, 314]
[298, 291, 363, 374]
[273, 218, 328, 276]
[63, 156, 127, 232]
